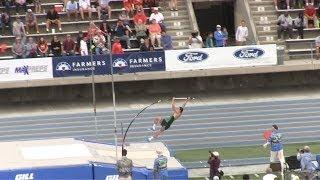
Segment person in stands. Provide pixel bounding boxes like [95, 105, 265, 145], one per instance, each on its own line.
[93, 30, 106, 55]
[169, 0, 178, 11]
[115, 19, 131, 48]
[12, 17, 26, 40]
[149, 7, 165, 30]
[80, 36, 88, 56]
[37, 37, 48, 57]
[46, 6, 62, 32]
[15, 0, 27, 14]
[277, 12, 293, 40]
[66, 0, 79, 21]
[25, 9, 39, 34]
[297, 146, 316, 180]
[304, 3, 318, 28]
[235, 20, 248, 46]
[161, 30, 173, 50]
[97, 0, 111, 20]
[25, 37, 38, 58]
[79, 0, 92, 20]
[214, 25, 224, 47]
[12, 37, 25, 59]
[135, 19, 147, 42]
[133, 9, 147, 26]
[34, 0, 41, 13]
[111, 36, 124, 54]
[294, 12, 305, 39]
[148, 19, 162, 47]
[140, 38, 154, 51]
[62, 34, 76, 56]
[222, 27, 228, 46]
[205, 32, 214, 48]
[123, 0, 133, 15]
[0, 12, 12, 35]
[188, 31, 203, 49]
[51, 35, 62, 56]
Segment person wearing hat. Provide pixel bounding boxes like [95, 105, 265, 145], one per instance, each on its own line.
[207, 151, 221, 180]
[214, 25, 224, 47]
[297, 146, 316, 180]
[149, 7, 165, 30]
[263, 124, 285, 175]
[153, 150, 168, 180]
[25, 9, 39, 34]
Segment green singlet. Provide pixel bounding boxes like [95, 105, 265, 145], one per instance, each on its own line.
[161, 115, 175, 130]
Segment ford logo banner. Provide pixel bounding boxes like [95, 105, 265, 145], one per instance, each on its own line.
[178, 51, 209, 63]
[233, 48, 265, 59]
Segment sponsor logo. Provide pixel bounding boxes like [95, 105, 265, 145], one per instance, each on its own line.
[233, 48, 265, 59]
[113, 58, 128, 68]
[128, 56, 163, 68]
[0, 67, 9, 74]
[56, 62, 72, 71]
[70, 60, 106, 71]
[177, 51, 208, 63]
[15, 173, 34, 180]
[15, 65, 49, 75]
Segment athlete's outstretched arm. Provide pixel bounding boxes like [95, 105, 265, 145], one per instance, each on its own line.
[181, 97, 191, 108]
[171, 97, 176, 111]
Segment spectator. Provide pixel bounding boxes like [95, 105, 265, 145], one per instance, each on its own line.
[25, 9, 39, 34]
[62, 34, 75, 55]
[263, 124, 285, 174]
[75, 31, 83, 54]
[169, 0, 178, 11]
[46, 6, 62, 32]
[80, 36, 88, 56]
[117, 149, 133, 180]
[304, 3, 317, 28]
[144, 0, 159, 8]
[51, 35, 62, 56]
[119, 8, 131, 27]
[123, 0, 133, 14]
[12, 37, 25, 59]
[100, 19, 111, 42]
[87, 21, 99, 38]
[115, 19, 131, 48]
[132, 0, 143, 10]
[297, 146, 316, 179]
[188, 31, 203, 49]
[153, 150, 168, 180]
[205, 32, 214, 48]
[12, 17, 26, 39]
[207, 151, 220, 180]
[66, 0, 79, 21]
[34, 0, 41, 13]
[93, 30, 106, 55]
[214, 25, 224, 47]
[149, 7, 165, 30]
[140, 38, 154, 51]
[133, 9, 147, 25]
[294, 12, 305, 39]
[37, 37, 48, 57]
[25, 37, 37, 58]
[79, 0, 92, 20]
[161, 30, 173, 50]
[15, 0, 27, 14]
[315, 35, 320, 59]
[0, 12, 12, 35]
[111, 36, 124, 54]
[222, 27, 228, 46]
[236, 20, 248, 46]
[277, 12, 293, 40]
[2, 0, 13, 13]
[262, 168, 277, 180]
[97, 0, 111, 20]
[135, 19, 147, 42]
[148, 19, 161, 47]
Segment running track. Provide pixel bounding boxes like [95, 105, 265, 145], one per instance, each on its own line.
[1, 98, 320, 150]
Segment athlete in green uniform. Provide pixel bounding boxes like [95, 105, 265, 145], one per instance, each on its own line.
[147, 97, 190, 142]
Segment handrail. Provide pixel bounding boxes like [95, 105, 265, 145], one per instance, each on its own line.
[187, 0, 199, 32]
[243, 0, 259, 44]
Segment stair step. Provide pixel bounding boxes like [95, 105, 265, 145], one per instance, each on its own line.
[250, 5, 275, 11]
[249, 1, 274, 5]
[163, 10, 188, 17]
[252, 10, 277, 15]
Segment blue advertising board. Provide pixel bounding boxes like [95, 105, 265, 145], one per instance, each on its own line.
[112, 51, 165, 74]
[52, 51, 166, 77]
[52, 55, 110, 77]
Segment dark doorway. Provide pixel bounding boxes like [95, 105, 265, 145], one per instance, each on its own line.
[193, 1, 235, 44]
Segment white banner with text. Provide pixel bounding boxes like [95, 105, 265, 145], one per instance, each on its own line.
[165, 44, 277, 71]
[0, 57, 53, 82]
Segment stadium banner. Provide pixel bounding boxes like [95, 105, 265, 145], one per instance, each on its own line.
[52, 55, 109, 77]
[112, 51, 165, 74]
[165, 44, 277, 71]
[0, 57, 53, 82]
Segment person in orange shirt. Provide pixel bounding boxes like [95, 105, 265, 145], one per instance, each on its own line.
[123, 0, 133, 14]
[148, 19, 161, 47]
[132, 0, 143, 10]
[112, 37, 124, 54]
[133, 9, 147, 25]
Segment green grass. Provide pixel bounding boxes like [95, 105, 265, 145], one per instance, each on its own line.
[175, 142, 320, 162]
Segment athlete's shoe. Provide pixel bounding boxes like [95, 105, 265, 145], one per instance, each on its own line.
[147, 127, 156, 131]
[147, 137, 153, 142]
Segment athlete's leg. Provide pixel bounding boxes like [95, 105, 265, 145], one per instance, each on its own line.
[153, 128, 165, 138]
[152, 116, 162, 130]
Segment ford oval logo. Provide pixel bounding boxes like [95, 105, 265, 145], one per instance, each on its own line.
[233, 48, 265, 59]
[178, 51, 209, 63]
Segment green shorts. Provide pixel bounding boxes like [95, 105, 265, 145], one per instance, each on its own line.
[161, 116, 175, 130]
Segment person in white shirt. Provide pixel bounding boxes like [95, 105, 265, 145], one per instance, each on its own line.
[149, 7, 165, 30]
[79, 0, 92, 20]
[235, 20, 248, 46]
[80, 36, 88, 56]
[66, 0, 78, 21]
[188, 31, 203, 49]
[262, 168, 277, 180]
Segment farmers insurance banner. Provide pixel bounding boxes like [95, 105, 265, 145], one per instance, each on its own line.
[165, 44, 277, 71]
[0, 57, 53, 82]
[112, 51, 165, 74]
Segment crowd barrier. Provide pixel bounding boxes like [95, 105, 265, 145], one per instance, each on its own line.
[0, 44, 278, 82]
